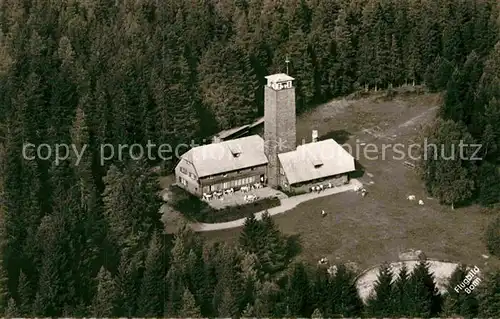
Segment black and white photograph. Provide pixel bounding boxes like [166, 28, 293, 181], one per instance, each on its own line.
[0, 0, 499, 317]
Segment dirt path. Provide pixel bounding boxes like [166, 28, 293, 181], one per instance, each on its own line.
[398, 106, 439, 128]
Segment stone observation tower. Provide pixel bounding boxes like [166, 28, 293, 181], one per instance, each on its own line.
[264, 73, 296, 188]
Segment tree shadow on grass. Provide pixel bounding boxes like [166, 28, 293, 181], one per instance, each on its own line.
[350, 160, 365, 178]
[285, 234, 302, 260]
[319, 129, 351, 144]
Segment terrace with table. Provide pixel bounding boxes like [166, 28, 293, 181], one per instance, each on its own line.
[202, 183, 288, 209]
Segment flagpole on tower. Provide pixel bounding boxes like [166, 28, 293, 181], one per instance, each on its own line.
[285, 56, 290, 75]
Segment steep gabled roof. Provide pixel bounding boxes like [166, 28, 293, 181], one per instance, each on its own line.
[180, 135, 268, 177]
[278, 139, 355, 185]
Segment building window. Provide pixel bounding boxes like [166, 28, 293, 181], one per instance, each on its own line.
[180, 167, 187, 174]
[244, 176, 255, 185]
[189, 172, 196, 179]
[179, 177, 188, 186]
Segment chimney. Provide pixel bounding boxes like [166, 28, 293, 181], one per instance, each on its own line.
[212, 135, 221, 143]
[312, 130, 318, 142]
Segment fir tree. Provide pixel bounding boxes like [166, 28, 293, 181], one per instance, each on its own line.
[137, 232, 166, 316]
[180, 289, 201, 318]
[165, 265, 185, 317]
[103, 161, 163, 253]
[478, 271, 500, 317]
[239, 213, 264, 254]
[91, 266, 117, 317]
[0, 200, 8, 314]
[286, 29, 315, 110]
[286, 262, 311, 317]
[5, 298, 17, 318]
[328, 264, 363, 317]
[486, 215, 500, 257]
[366, 262, 395, 316]
[33, 213, 76, 317]
[241, 302, 255, 317]
[481, 124, 498, 161]
[407, 260, 441, 317]
[186, 248, 209, 315]
[114, 253, 141, 316]
[478, 162, 500, 207]
[0, 261, 8, 315]
[311, 267, 329, 315]
[198, 42, 258, 129]
[239, 251, 259, 308]
[212, 244, 243, 316]
[441, 264, 479, 318]
[253, 281, 280, 317]
[260, 212, 288, 276]
[216, 286, 238, 318]
[332, 7, 356, 95]
[165, 226, 203, 316]
[357, 33, 376, 90]
[17, 271, 32, 315]
[389, 34, 404, 86]
[422, 118, 476, 209]
[311, 307, 322, 318]
[393, 264, 412, 315]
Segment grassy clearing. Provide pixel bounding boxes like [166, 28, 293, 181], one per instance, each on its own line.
[201, 92, 500, 271]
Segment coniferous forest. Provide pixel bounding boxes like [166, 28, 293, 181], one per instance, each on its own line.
[0, 0, 500, 317]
